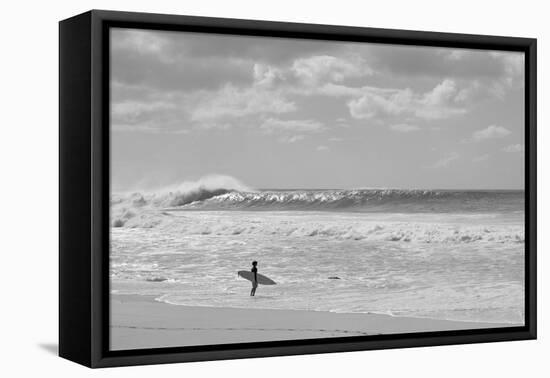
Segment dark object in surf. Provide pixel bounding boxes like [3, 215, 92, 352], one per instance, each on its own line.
[328, 276, 341, 280]
[145, 277, 168, 282]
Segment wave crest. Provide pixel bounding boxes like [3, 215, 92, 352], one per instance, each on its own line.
[111, 175, 252, 226]
[167, 188, 233, 207]
[110, 176, 523, 226]
[177, 189, 523, 213]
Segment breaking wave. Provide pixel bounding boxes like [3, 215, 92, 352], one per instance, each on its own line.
[110, 175, 524, 228]
[178, 189, 523, 213]
[111, 175, 252, 226]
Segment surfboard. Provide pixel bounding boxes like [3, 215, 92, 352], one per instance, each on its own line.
[238, 271, 277, 285]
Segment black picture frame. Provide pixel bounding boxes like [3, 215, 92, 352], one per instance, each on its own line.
[59, 9, 537, 368]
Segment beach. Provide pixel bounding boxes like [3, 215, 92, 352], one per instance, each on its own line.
[110, 188, 525, 350]
[110, 294, 516, 350]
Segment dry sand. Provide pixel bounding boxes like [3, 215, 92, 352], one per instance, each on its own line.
[110, 294, 515, 350]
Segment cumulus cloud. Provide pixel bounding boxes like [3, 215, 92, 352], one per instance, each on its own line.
[250, 55, 374, 98]
[348, 88, 411, 119]
[416, 79, 467, 119]
[110, 28, 523, 141]
[502, 144, 525, 153]
[292, 55, 372, 85]
[347, 79, 467, 121]
[180, 54, 374, 127]
[250, 55, 374, 99]
[472, 125, 512, 142]
[489, 52, 525, 83]
[430, 152, 459, 168]
[253, 63, 285, 87]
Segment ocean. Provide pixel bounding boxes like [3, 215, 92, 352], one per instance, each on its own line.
[110, 185, 525, 325]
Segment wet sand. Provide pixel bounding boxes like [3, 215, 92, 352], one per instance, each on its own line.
[110, 294, 514, 350]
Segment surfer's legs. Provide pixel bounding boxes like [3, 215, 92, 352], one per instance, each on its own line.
[251, 282, 258, 296]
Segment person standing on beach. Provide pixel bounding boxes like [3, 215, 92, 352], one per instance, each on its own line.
[250, 261, 258, 296]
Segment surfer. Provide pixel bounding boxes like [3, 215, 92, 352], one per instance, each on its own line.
[237, 263, 275, 293]
[250, 261, 258, 296]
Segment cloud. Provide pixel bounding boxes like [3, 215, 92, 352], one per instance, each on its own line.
[112, 29, 168, 56]
[363, 45, 524, 104]
[112, 100, 175, 120]
[316, 145, 329, 152]
[253, 63, 285, 87]
[430, 152, 459, 168]
[502, 144, 525, 153]
[416, 79, 467, 119]
[184, 53, 374, 126]
[347, 79, 467, 121]
[422, 79, 457, 105]
[472, 125, 512, 142]
[489, 52, 525, 83]
[113, 29, 523, 90]
[279, 135, 306, 143]
[472, 154, 490, 162]
[368, 44, 523, 83]
[348, 88, 411, 119]
[328, 137, 345, 142]
[315, 83, 363, 97]
[110, 89, 191, 133]
[190, 84, 296, 122]
[250, 55, 373, 99]
[291, 55, 372, 86]
[111, 123, 184, 134]
[335, 118, 352, 128]
[390, 123, 420, 133]
[111, 27, 341, 70]
[486, 52, 525, 98]
[111, 30, 254, 92]
[260, 118, 324, 133]
[442, 49, 469, 61]
[110, 28, 522, 138]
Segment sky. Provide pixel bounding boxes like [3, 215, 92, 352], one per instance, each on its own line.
[110, 28, 525, 191]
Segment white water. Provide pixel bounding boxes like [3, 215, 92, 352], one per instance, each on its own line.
[110, 210, 525, 324]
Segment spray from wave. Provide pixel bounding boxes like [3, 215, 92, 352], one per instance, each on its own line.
[111, 175, 252, 227]
[157, 175, 252, 207]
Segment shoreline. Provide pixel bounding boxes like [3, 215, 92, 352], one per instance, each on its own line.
[110, 294, 520, 351]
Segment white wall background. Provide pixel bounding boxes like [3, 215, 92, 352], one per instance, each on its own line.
[0, 0, 546, 376]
